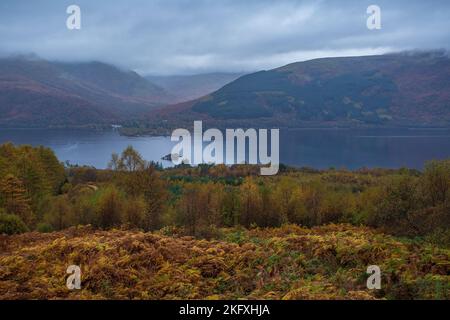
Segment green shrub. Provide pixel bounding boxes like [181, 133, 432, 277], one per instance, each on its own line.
[0, 214, 28, 235]
[36, 222, 53, 233]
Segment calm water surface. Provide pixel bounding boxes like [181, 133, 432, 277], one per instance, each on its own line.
[0, 128, 449, 170]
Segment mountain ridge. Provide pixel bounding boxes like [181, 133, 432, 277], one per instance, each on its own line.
[140, 51, 450, 133]
[1, 51, 450, 131]
[0, 57, 173, 127]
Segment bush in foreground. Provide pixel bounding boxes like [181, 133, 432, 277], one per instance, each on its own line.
[0, 213, 28, 235]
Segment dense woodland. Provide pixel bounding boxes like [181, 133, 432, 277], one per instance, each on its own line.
[0, 143, 449, 300]
[0, 142, 449, 246]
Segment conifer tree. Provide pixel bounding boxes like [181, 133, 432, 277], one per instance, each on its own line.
[0, 174, 34, 227]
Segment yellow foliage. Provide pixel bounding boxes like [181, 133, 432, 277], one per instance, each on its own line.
[0, 224, 448, 300]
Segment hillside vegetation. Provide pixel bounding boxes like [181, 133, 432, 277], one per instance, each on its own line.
[0, 224, 448, 300]
[1, 143, 449, 242]
[0, 143, 449, 300]
[0, 57, 172, 128]
[193, 51, 450, 125]
[134, 51, 450, 136]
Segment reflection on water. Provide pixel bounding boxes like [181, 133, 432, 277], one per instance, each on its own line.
[0, 128, 449, 170]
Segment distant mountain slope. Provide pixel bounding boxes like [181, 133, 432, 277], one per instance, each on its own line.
[150, 51, 450, 129]
[146, 73, 244, 103]
[57, 62, 172, 105]
[0, 57, 173, 127]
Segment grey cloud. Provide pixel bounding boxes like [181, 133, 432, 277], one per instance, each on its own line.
[0, 0, 449, 75]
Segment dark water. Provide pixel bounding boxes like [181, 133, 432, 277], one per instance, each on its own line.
[0, 128, 449, 170]
[280, 128, 450, 170]
[0, 129, 175, 168]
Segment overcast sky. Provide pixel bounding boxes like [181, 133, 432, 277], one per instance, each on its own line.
[0, 0, 449, 75]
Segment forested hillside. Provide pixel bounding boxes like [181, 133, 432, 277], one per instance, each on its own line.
[192, 51, 450, 125]
[0, 143, 449, 300]
[135, 51, 450, 136]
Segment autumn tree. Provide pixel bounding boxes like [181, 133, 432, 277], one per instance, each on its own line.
[0, 143, 65, 222]
[295, 183, 325, 227]
[422, 160, 450, 206]
[115, 146, 146, 172]
[96, 186, 124, 229]
[37, 146, 66, 193]
[108, 153, 120, 171]
[272, 177, 300, 224]
[109, 146, 167, 231]
[44, 195, 74, 230]
[15, 148, 50, 216]
[72, 193, 97, 226]
[0, 174, 34, 227]
[365, 175, 420, 235]
[131, 166, 167, 231]
[175, 182, 228, 236]
[221, 185, 240, 227]
[178, 183, 200, 235]
[123, 196, 146, 228]
[239, 178, 263, 227]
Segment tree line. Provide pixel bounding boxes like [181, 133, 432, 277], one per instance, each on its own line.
[0, 143, 449, 246]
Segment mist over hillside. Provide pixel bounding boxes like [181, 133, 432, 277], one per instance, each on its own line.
[1, 51, 449, 131]
[138, 51, 450, 134]
[0, 56, 172, 127]
[146, 73, 244, 103]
